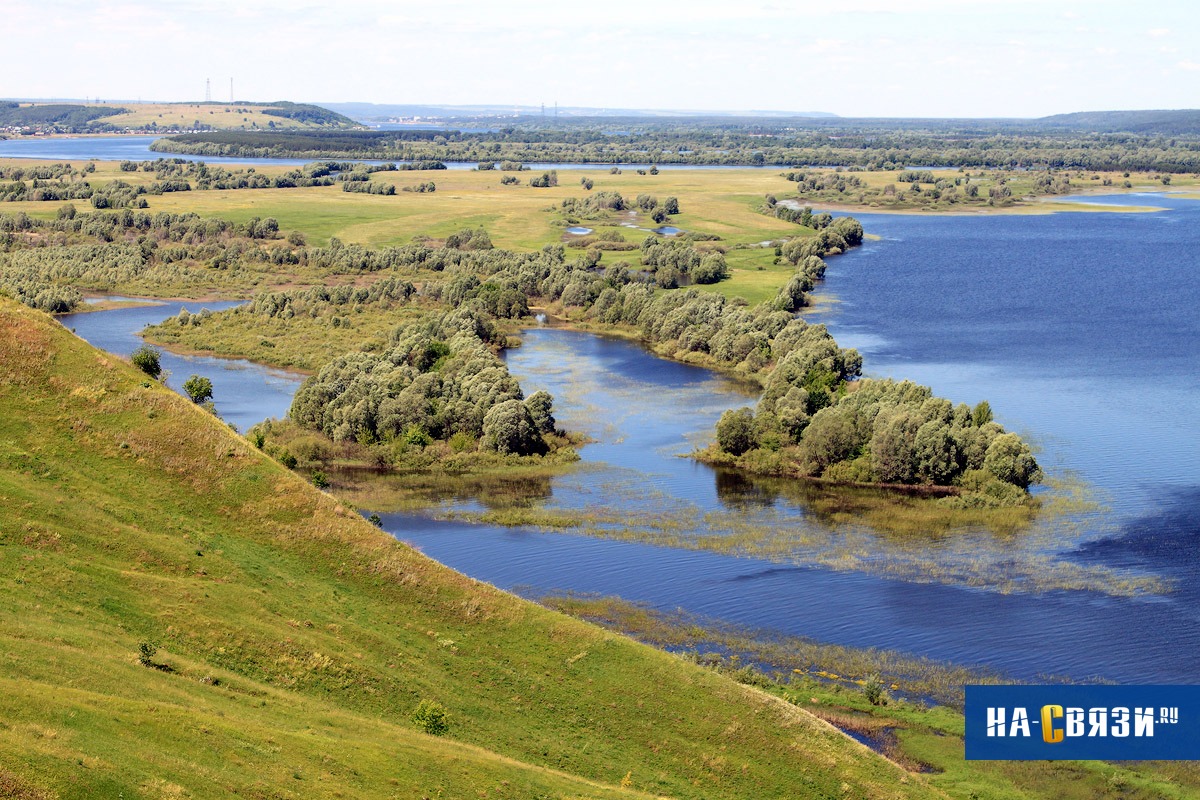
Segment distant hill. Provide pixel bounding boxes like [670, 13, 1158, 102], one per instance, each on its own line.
[256, 100, 357, 126]
[1035, 109, 1200, 134]
[320, 101, 838, 123]
[0, 100, 355, 133]
[0, 296, 926, 799]
[0, 102, 126, 128]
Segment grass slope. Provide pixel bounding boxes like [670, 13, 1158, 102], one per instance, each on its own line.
[0, 297, 938, 799]
[91, 102, 352, 130]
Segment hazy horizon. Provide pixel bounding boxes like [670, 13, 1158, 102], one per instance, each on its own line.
[5, 97, 1197, 123]
[4, 0, 1198, 118]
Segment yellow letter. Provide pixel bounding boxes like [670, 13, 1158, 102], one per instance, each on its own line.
[1042, 704, 1064, 744]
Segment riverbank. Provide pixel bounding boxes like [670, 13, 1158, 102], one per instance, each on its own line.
[796, 197, 1169, 215]
[539, 593, 1200, 799]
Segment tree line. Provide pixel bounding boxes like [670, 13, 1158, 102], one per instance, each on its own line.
[151, 124, 1200, 173]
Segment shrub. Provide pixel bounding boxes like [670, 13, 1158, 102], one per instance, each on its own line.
[863, 674, 887, 705]
[131, 345, 162, 379]
[413, 699, 449, 736]
[311, 470, 330, 489]
[403, 424, 432, 447]
[182, 374, 213, 404]
[137, 641, 158, 666]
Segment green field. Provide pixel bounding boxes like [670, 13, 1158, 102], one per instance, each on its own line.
[3, 159, 1189, 307]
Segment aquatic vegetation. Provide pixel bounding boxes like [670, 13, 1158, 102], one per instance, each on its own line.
[538, 593, 1002, 707]
[427, 469, 1163, 597]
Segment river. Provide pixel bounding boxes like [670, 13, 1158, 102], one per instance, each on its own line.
[59, 194, 1200, 687]
[0, 134, 772, 171]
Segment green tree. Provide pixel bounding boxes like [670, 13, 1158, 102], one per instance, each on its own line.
[716, 408, 757, 456]
[871, 411, 920, 484]
[182, 374, 213, 404]
[482, 399, 544, 455]
[913, 420, 960, 484]
[983, 433, 1042, 488]
[692, 253, 728, 284]
[971, 400, 993, 427]
[137, 641, 158, 666]
[525, 390, 556, 434]
[131, 345, 162, 379]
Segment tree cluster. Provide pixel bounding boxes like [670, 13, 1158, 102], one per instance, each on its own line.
[199, 276, 416, 323]
[716, 379, 1041, 500]
[639, 238, 728, 286]
[289, 305, 556, 455]
[342, 180, 397, 194]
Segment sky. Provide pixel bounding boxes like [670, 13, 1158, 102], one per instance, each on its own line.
[4, 0, 1198, 118]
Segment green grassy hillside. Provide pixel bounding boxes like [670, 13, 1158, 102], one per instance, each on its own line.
[0, 296, 938, 799]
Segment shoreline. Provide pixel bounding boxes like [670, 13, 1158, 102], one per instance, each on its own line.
[786, 193, 1172, 217]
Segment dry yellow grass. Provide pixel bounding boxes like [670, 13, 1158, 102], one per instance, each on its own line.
[86, 102, 337, 130]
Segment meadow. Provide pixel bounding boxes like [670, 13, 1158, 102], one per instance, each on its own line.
[4, 158, 1186, 306]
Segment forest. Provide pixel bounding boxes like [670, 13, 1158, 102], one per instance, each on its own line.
[0, 102, 126, 130]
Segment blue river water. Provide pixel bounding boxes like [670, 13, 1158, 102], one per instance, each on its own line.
[55, 193, 1200, 686]
[0, 135, 773, 171]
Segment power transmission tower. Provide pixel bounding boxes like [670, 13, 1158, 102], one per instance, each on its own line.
[205, 78, 211, 102]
